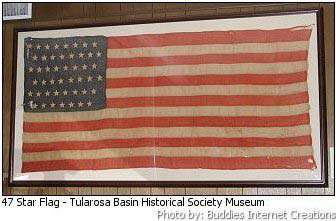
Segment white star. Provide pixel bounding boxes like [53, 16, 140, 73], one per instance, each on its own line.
[69, 53, 74, 59]
[45, 66, 50, 72]
[69, 102, 74, 108]
[78, 101, 84, 107]
[88, 52, 93, 58]
[27, 91, 33, 97]
[28, 67, 33, 72]
[73, 90, 78, 95]
[41, 55, 47, 61]
[77, 77, 82, 82]
[45, 44, 50, 50]
[50, 79, 55, 85]
[63, 65, 68, 71]
[32, 54, 38, 61]
[41, 103, 46, 108]
[53, 90, 59, 96]
[82, 64, 87, 70]
[81, 89, 87, 95]
[63, 90, 68, 95]
[68, 77, 74, 83]
[36, 67, 42, 73]
[92, 42, 97, 48]
[92, 63, 97, 69]
[30, 101, 37, 109]
[36, 44, 41, 50]
[87, 101, 92, 107]
[32, 79, 38, 85]
[54, 66, 59, 72]
[79, 52, 84, 58]
[59, 54, 65, 60]
[36, 91, 41, 97]
[58, 78, 64, 84]
[28, 100, 33, 108]
[91, 89, 96, 94]
[97, 75, 102, 81]
[73, 65, 78, 71]
[83, 42, 88, 48]
[54, 44, 59, 49]
[50, 54, 56, 60]
[87, 76, 93, 82]
[50, 102, 56, 108]
[60, 102, 65, 108]
[41, 79, 46, 85]
[26, 43, 33, 49]
[96, 52, 101, 57]
[45, 91, 50, 96]
[64, 44, 69, 49]
[73, 42, 78, 48]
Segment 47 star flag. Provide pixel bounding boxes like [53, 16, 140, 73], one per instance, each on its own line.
[21, 26, 316, 172]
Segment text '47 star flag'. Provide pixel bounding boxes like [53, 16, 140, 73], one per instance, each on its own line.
[21, 27, 316, 172]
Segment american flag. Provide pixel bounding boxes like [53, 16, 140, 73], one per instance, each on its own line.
[21, 26, 316, 173]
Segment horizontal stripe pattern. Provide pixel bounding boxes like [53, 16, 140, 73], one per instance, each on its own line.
[23, 104, 310, 122]
[107, 72, 308, 88]
[23, 114, 311, 133]
[106, 82, 308, 98]
[106, 61, 308, 79]
[22, 136, 312, 153]
[23, 125, 311, 143]
[105, 93, 309, 108]
[107, 28, 312, 48]
[107, 51, 308, 68]
[22, 27, 316, 172]
[21, 156, 316, 172]
[107, 41, 309, 58]
[22, 146, 313, 162]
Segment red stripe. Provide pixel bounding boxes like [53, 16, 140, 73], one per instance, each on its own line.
[22, 136, 312, 153]
[22, 156, 154, 172]
[107, 72, 307, 88]
[107, 51, 308, 68]
[107, 28, 312, 49]
[155, 156, 316, 170]
[106, 93, 309, 108]
[23, 113, 310, 133]
[21, 155, 315, 172]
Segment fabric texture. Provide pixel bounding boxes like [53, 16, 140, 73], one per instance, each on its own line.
[21, 26, 317, 172]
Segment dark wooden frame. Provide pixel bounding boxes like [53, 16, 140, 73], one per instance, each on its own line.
[7, 8, 329, 188]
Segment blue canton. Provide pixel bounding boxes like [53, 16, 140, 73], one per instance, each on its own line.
[23, 36, 106, 112]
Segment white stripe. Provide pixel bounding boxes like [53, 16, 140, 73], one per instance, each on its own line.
[23, 104, 309, 122]
[22, 146, 313, 162]
[106, 82, 308, 98]
[106, 61, 308, 79]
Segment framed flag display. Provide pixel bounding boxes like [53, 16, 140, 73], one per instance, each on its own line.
[9, 9, 328, 187]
